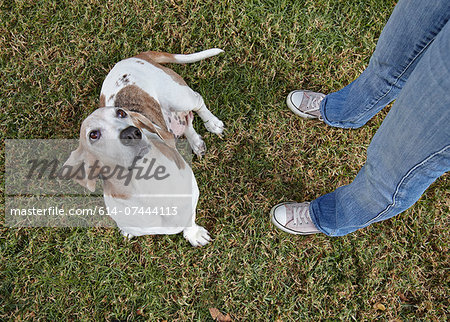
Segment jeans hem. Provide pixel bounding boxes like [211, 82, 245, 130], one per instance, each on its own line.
[309, 200, 334, 236]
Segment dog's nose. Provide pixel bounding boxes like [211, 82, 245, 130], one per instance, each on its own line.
[120, 126, 142, 146]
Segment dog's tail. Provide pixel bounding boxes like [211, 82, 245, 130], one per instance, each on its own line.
[135, 48, 224, 64]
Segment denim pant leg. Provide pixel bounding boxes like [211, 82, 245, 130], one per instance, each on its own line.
[320, 0, 450, 128]
[309, 20, 450, 237]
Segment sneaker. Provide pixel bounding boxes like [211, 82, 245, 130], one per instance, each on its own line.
[286, 90, 325, 120]
[270, 202, 321, 235]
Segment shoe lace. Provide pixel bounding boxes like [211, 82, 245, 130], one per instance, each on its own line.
[306, 95, 322, 112]
[292, 206, 311, 226]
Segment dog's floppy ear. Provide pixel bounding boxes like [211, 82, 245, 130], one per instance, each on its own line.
[128, 111, 177, 149]
[128, 111, 185, 169]
[63, 146, 102, 192]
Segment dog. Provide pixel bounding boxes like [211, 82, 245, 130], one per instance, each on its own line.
[64, 48, 224, 246]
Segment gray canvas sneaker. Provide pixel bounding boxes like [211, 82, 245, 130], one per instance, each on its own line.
[270, 202, 321, 235]
[286, 90, 325, 120]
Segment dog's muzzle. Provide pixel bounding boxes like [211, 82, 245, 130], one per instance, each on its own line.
[120, 126, 142, 146]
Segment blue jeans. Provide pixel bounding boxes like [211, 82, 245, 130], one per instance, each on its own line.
[309, 0, 450, 236]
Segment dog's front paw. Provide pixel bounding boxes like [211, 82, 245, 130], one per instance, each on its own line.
[204, 117, 224, 135]
[183, 225, 211, 247]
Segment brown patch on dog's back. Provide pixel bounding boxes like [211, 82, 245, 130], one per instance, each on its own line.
[114, 85, 166, 129]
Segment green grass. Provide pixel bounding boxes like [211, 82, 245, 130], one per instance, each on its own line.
[1, 0, 449, 320]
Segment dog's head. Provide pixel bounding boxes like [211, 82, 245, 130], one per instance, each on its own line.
[64, 107, 183, 192]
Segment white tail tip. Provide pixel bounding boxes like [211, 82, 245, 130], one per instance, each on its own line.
[173, 48, 224, 64]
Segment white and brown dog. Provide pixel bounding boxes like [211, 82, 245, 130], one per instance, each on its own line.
[64, 48, 224, 246]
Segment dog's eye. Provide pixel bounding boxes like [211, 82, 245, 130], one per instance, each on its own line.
[116, 109, 127, 118]
[89, 130, 101, 141]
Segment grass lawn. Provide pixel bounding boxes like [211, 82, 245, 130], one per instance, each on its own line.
[1, 0, 448, 320]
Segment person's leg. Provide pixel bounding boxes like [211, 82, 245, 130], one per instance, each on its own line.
[309, 20, 450, 236]
[321, 0, 450, 129]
